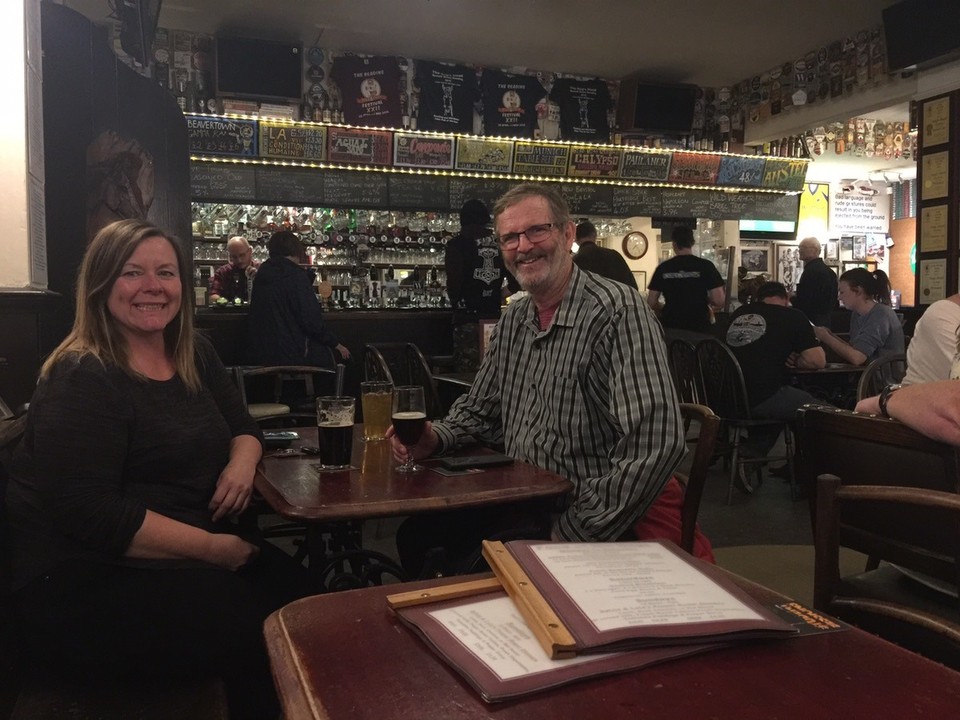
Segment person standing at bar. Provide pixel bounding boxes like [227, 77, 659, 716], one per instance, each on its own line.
[572, 220, 637, 289]
[445, 199, 517, 372]
[390, 183, 707, 577]
[246, 231, 350, 368]
[209, 236, 259, 304]
[792, 237, 837, 327]
[646, 225, 725, 338]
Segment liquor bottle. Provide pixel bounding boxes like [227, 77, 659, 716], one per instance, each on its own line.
[193, 266, 207, 307]
[322, 98, 332, 124]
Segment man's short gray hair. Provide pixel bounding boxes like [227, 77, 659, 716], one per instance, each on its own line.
[799, 236, 821, 255]
[491, 183, 572, 228]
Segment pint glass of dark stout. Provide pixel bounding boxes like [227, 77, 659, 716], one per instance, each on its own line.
[316, 396, 355, 470]
[391, 385, 426, 473]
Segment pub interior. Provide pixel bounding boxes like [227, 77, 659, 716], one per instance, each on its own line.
[3, 0, 960, 717]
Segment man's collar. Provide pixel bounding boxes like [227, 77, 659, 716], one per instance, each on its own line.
[525, 264, 581, 329]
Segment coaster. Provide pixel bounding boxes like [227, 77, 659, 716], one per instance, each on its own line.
[310, 463, 358, 473]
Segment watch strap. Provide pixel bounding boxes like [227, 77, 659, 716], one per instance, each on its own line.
[878, 383, 902, 418]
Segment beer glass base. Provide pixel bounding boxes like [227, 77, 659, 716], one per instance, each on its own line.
[395, 461, 424, 473]
[317, 464, 352, 472]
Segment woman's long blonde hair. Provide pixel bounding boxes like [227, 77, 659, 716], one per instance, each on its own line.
[41, 219, 200, 392]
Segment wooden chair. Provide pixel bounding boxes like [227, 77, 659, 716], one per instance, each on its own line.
[856, 353, 907, 401]
[667, 338, 702, 405]
[234, 364, 337, 427]
[695, 338, 795, 503]
[676, 403, 720, 554]
[363, 343, 443, 419]
[814, 475, 960, 669]
[794, 404, 960, 522]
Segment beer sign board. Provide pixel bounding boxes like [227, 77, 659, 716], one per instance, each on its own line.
[327, 127, 393, 165]
[455, 137, 514, 173]
[566, 146, 622, 178]
[259, 121, 327, 161]
[187, 116, 257, 157]
[667, 153, 721, 184]
[717, 156, 766, 187]
[620, 150, 671, 181]
[761, 159, 808, 191]
[513, 142, 570, 177]
[393, 132, 455, 169]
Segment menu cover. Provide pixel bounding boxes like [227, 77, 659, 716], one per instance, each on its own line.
[488, 540, 797, 657]
[394, 588, 724, 702]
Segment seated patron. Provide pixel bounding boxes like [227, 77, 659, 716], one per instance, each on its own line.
[814, 268, 903, 366]
[5, 220, 309, 719]
[246, 230, 350, 367]
[726, 281, 826, 458]
[209, 235, 259, 303]
[857, 380, 960, 445]
[388, 183, 711, 576]
[903, 294, 960, 384]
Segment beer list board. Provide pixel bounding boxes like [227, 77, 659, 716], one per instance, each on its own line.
[192, 162, 798, 222]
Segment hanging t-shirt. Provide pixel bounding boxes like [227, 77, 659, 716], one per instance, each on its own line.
[415, 61, 478, 133]
[480, 69, 544, 138]
[330, 55, 403, 128]
[549, 77, 613, 142]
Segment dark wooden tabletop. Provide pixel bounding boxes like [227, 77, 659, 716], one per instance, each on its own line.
[788, 362, 867, 375]
[264, 572, 960, 720]
[434, 372, 477, 387]
[254, 426, 572, 522]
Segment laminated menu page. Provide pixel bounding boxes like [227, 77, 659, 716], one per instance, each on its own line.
[482, 540, 797, 658]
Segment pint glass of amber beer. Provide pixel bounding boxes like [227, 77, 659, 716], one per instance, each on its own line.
[360, 381, 393, 440]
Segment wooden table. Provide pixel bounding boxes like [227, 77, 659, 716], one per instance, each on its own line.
[264, 573, 960, 720]
[789, 362, 867, 409]
[255, 427, 571, 588]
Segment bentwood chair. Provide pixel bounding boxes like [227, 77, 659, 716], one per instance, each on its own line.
[695, 338, 796, 503]
[856, 353, 907, 401]
[234, 364, 337, 427]
[676, 403, 721, 554]
[814, 475, 960, 669]
[667, 338, 702, 405]
[364, 343, 443, 419]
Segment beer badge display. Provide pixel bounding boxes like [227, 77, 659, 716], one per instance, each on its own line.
[481, 69, 545, 138]
[330, 55, 402, 128]
[548, 77, 613, 143]
[415, 60, 479, 133]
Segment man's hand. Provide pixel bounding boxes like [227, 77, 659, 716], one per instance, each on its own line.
[336, 343, 351, 361]
[855, 395, 882, 415]
[813, 326, 832, 342]
[785, 352, 800, 368]
[386, 421, 439, 462]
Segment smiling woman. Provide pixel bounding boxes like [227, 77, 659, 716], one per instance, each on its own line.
[5, 219, 312, 719]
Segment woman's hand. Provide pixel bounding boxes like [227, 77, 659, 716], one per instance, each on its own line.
[386, 421, 439, 463]
[209, 434, 261, 522]
[208, 533, 259, 571]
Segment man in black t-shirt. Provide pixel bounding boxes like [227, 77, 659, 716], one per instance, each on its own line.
[573, 221, 637, 289]
[792, 237, 838, 326]
[726, 282, 826, 458]
[647, 226, 725, 335]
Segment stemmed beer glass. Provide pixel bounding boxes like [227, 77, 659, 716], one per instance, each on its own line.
[391, 386, 426, 473]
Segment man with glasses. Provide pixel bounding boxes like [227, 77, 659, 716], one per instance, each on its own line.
[390, 183, 709, 577]
[209, 236, 259, 304]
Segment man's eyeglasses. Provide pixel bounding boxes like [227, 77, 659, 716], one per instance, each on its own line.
[497, 223, 558, 250]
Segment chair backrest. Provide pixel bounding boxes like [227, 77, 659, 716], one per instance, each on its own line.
[814, 475, 960, 666]
[694, 338, 752, 421]
[795, 404, 960, 525]
[676, 403, 720, 554]
[236, 365, 337, 426]
[364, 343, 443, 419]
[667, 339, 701, 404]
[856, 353, 907, 401]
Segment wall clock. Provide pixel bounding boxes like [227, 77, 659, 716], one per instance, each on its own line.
[622, 231, 648, 260]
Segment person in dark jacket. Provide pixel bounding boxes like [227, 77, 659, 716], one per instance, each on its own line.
[246, 231, 349, 367]
[572, 220, 638, 289]
[792, 236, 838, 327]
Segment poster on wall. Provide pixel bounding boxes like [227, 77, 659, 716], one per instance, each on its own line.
[775, 243, 804, 294]
[797, 182, 830, 240]
[919, 258, 947, 304]
[829, 188, 888, 235]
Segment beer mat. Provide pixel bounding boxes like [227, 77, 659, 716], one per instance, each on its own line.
[310, 463, 359, 473]
[771, 602, 849, 636]
[431, 466, 487, 477]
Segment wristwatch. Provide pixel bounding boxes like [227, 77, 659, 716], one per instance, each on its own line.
[878, 383, 902, 418]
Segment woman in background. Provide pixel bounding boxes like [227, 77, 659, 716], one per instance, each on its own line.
[6, 219, 306, 719]
[814, 267, 904, 366]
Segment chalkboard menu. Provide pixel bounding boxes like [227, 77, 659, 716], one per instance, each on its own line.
[612, 186, 663, 216]
[187, 117, 258, 157]
[449, 178, 514, 211]
[661, 188, 713, 218]
[322, 170, 389, 208]
[667, 153, 721, 184]
[751, 192, 799, 222]
[513, 142, 569, 177]
[393, 133, 455, 169]
[620, 151, 671, 181]
[191, 163, 257, 201]
[259, 121, 326, 161]
[717, 156, 765, 187]
[560, 183, 614, 215]
[388, 175, 451, 209]
[255, 168, 325, 204]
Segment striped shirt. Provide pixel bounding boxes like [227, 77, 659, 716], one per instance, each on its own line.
[433, 265, 686, 541]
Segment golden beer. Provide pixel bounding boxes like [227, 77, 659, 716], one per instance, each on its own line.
[361, 381, 393, 440]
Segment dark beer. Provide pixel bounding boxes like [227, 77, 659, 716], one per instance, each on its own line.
[392, 411, 426, 447]
[318, 421, 353, 468]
